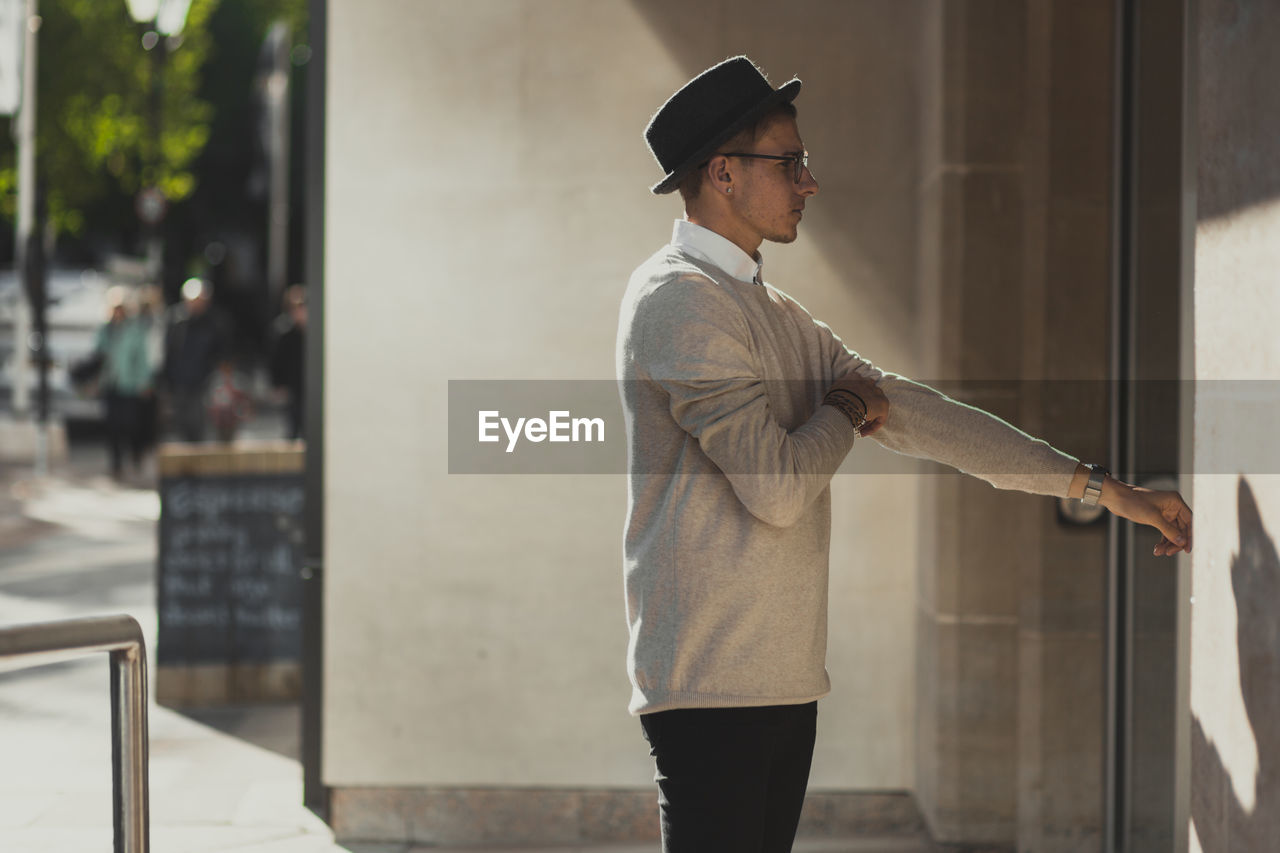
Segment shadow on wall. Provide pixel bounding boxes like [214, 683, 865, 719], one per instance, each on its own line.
[1191, 478, 1280, 849]
[628, 0, 924, 333]
[1197, 2, 1280, 220]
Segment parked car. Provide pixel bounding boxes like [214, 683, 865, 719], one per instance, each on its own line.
[0, 268, 113, 422]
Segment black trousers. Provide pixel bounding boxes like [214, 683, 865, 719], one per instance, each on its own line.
[171, 389, 206, 442]
[286, 389, 305, 441]
[640, 702, 818, 853]
[104, 391, 142, 476]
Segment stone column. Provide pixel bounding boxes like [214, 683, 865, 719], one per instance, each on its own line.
[915, 2, 1116, 848]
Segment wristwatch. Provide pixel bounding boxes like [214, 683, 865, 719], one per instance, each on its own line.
[1082, 464, 1109, 507]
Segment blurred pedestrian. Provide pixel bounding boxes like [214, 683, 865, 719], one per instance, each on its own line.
[163, 278, 227, 442]
[136, 285, 166, 453]
[94, 288, 152, 478]
[268, 284, 306, 441]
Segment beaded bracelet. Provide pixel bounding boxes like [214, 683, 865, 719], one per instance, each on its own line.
[825, 388, 867, 417]
[823, 391, 867, 432]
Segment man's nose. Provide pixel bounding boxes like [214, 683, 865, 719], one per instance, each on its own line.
[798, 165, 818, 196]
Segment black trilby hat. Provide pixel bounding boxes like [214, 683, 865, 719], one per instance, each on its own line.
[645, 56, 801, 195]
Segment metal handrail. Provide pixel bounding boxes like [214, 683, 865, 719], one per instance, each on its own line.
[0, 614, 149, 853]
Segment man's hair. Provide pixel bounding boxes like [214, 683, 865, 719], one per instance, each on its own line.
[677, 102, 798, 204]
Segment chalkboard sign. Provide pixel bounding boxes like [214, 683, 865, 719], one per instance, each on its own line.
[157, 472, 305, 666]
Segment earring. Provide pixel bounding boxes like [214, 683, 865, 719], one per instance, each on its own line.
[726, 187, 733, 194]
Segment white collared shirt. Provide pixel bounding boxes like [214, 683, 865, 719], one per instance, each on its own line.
[670, 219, 764, 285]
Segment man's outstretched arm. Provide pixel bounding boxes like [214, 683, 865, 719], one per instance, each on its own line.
[826, 370, 1193, 557]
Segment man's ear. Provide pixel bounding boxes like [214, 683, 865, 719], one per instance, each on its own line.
[707, 155, 734, 194]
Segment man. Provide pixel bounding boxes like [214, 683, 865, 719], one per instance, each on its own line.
[163, 277, 227, 442]
[94, 288, 152, 478]
[269, 284, 307, 441]
[616, 56, 1192, 853]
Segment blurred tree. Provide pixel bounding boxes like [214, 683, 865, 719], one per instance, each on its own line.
[0, 0, 304, 262]
[0, 0, 217, 239]
[0, 0, 308, 373]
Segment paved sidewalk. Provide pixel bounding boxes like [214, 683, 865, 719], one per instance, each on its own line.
[0, 466, 350, 853]
[0, 453, 933, 853]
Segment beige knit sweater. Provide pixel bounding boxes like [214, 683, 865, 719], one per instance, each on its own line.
[616, 221, 1078, 715]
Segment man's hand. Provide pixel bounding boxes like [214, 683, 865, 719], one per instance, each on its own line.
[826, 375, 890, 436]
[1101, 479, 1193, 556]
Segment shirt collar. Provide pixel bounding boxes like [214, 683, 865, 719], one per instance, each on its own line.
[671, 220, 764, 286]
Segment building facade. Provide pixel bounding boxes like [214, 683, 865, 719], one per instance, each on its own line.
[309, 1, 1279, 849]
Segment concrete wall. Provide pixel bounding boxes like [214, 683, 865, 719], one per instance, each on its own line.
[323, 0, 928, 843]
[1188, 2, 1280, 851]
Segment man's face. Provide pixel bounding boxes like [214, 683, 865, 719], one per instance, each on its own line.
[727, 114, 819, 248]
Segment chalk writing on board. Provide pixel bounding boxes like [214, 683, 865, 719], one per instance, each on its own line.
[157, 473, 305, 665]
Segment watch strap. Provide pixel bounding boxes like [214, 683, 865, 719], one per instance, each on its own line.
[1082, 464, 1109, 507]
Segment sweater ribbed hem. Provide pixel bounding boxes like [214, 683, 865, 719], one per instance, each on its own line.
[630, 685, 832, 716]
